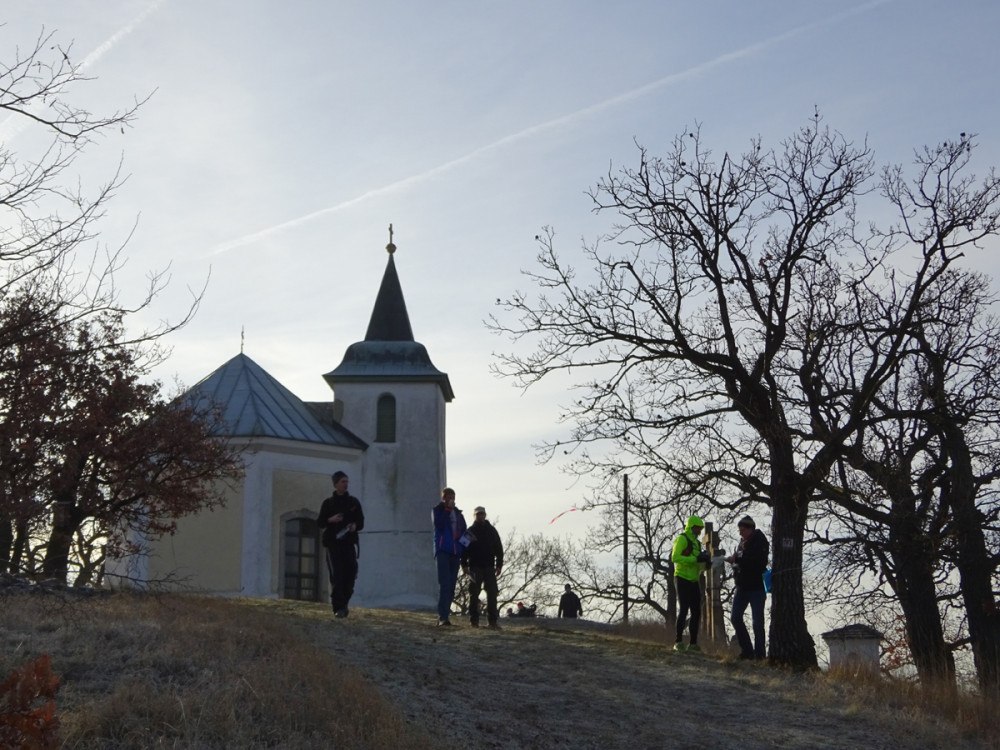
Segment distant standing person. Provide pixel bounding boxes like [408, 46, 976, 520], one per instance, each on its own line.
[726, 515, 770, 660]
[558, 584, 583, 618]
[432, 487, 468, 627]
[461, 505, 504, 629]
[671, 514, 709, 652]
[317, 471, 365, 619]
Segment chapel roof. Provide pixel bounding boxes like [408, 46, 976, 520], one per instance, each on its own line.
[323, 234, 454, 401]
[183, 352, 367, 448]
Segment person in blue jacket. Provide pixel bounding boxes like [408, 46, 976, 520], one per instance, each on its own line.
[432, 487, 467, 627]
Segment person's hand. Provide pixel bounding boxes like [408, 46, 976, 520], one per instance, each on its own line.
[347, 522, 356, 532]
[329, 513, 344, 523]
[495, 566, 502, 576]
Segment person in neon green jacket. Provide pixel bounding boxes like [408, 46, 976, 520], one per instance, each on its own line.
[671, 514, 706, 652]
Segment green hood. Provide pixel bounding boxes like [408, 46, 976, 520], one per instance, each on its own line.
[672, 515, 706, 582]
[685, 515, 704, 533]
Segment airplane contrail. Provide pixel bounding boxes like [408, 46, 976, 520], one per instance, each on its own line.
[207, 1, 891, 258]
[78, 0, 167, 72]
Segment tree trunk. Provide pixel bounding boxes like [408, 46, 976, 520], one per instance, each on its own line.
[768, 475, 818, 667]
[887, 519, 955, 684]
[42, 499, 82, 583]
[10, 520, 28, 574]
[0, 518, 12, 573]
[946, 430, 1000, 696]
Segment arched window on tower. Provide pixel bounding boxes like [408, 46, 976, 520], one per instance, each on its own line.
[376, 393, 396, 443]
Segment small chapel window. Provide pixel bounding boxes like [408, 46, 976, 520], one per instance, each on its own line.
[376, 393, 396, 442]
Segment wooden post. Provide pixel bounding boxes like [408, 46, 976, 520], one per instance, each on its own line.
[701, 523, 727, 643]
[622, 473, 629, 624]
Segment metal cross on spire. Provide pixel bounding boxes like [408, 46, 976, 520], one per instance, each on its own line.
[386, 223, 396, 254]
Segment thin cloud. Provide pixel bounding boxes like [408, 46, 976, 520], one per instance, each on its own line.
[209, 0, 893, 257]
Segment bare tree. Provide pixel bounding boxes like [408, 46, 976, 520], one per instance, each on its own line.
[0, 300, 242, 583]
[0, 29, 175, 336]
[803, 254, 1000, 693]
[0, 29, 221, 582]
[490, 115, 1000, 668]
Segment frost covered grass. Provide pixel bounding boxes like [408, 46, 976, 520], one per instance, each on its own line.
[3, 592, 997, 749]
[610, 615, 999, 746]
[0, 591, 432, 749]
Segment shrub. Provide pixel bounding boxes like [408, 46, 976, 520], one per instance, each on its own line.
[0, 654, 61, 749]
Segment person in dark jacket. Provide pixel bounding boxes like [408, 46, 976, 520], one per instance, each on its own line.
[726, 515, 770, 659]
[558, 583, 583, 618]
[316, 471, 365, 618]
[432, 487, 468, 627]
[461, 505, 504, 628]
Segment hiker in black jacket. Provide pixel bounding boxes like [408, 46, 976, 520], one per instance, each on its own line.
[461, 506, 504, 628]
[726, 515, 769, 659]
[317, 471, 365, 618]
[558, 584, 583, 618]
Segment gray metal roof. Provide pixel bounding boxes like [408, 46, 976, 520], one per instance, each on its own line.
[324, 341, 455, 401]
[183, 353, 366, 448]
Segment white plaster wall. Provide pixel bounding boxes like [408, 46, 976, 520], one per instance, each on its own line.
[333, 380, 446, 609]
[113, 474, 245, 593]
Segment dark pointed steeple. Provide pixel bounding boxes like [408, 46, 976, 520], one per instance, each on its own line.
[363, 247, 414, 342]
[323, 227, 454, 401]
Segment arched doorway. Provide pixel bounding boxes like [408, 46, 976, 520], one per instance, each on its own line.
[283, 516, 320, 601]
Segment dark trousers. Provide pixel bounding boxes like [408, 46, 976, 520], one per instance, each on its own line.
[436, 553, 461, 621]
[325, 543, 358, 612]
[675, 576, 701, 645]
[732, 587, 767, 659]
[468, 566, 499, 626]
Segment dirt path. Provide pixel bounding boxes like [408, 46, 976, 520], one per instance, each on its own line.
[279, 606, 989, 750]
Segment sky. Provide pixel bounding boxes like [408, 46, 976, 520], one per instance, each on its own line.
[3, 0, 1000, 554]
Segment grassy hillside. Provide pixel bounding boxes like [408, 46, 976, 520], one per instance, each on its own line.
[0, 589, 996, 749]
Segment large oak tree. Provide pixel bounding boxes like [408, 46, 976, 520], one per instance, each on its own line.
[491, 115, 1000, 668]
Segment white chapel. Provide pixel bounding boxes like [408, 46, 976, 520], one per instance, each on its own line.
[111, 235, 453, 609]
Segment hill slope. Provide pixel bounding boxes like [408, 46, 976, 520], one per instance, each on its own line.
[267, 601, 989, 750]
[0, 589, 993, 749]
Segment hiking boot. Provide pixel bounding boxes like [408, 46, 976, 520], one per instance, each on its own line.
[334, 608, 348, 619]
[488, 623, 502, 630]
[470, 621, 480, 628]
[687, 643, 701, 653]
[673, 642, 687, 652]
[436, 619, 452, 627]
